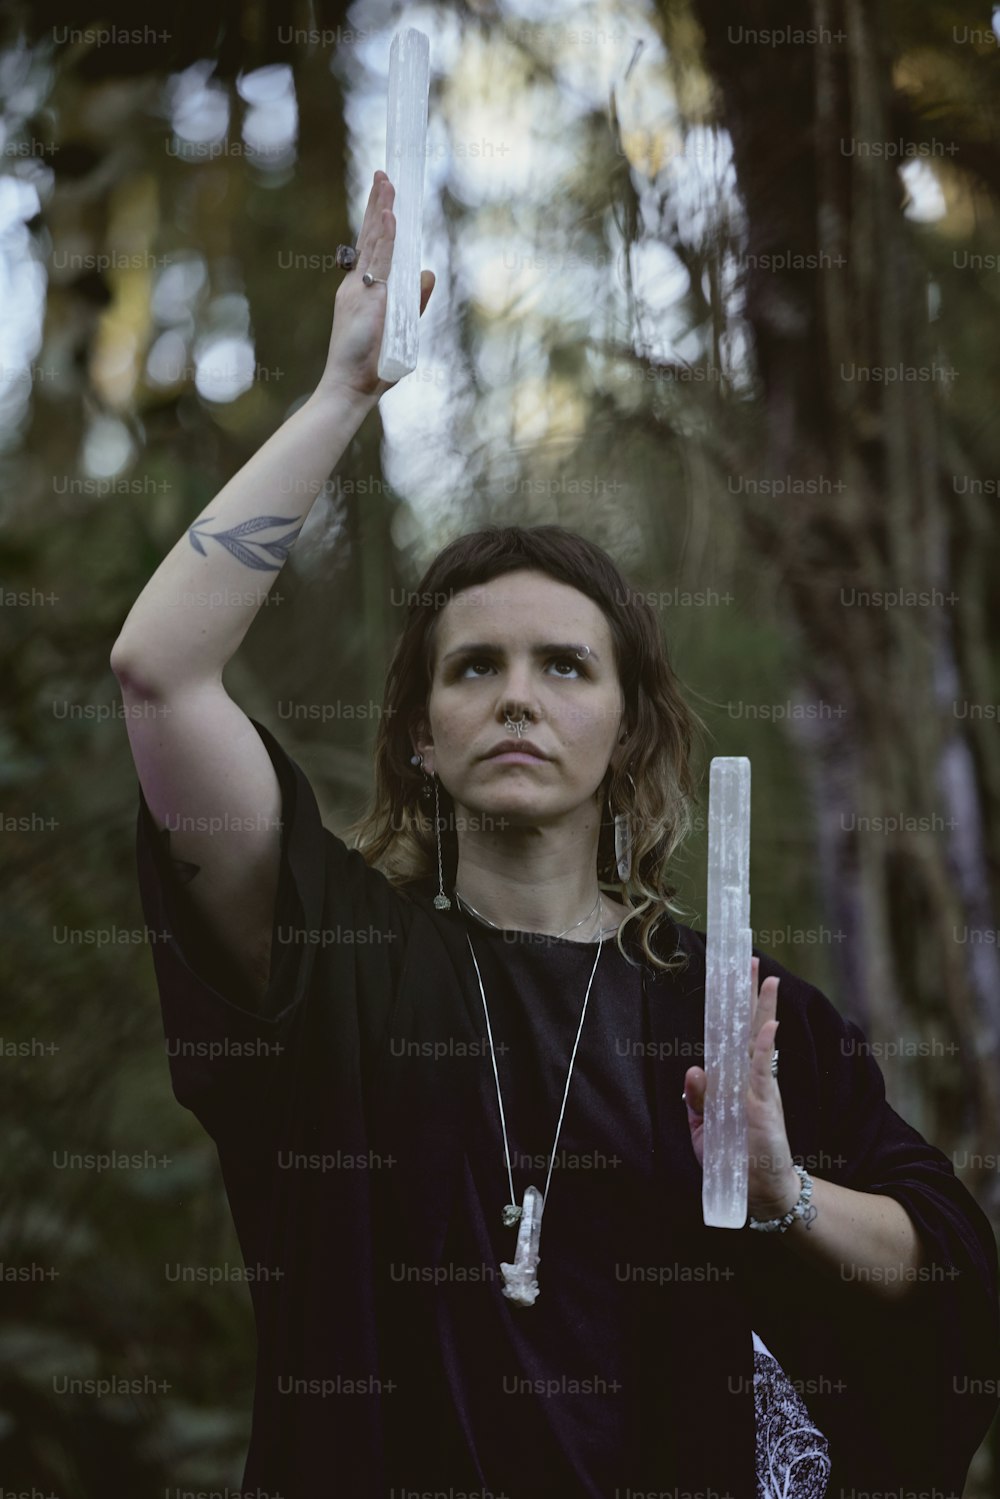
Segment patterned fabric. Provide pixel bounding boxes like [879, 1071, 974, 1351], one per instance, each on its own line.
[753, 1331, 832, 1496]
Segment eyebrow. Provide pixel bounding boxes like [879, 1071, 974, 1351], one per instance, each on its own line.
[441, 641, 601, 666]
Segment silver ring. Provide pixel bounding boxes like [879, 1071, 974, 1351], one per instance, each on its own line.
[362, 271, 388, 287]
[335, 244, 357, 270]
[770, 1050, 779, 1078]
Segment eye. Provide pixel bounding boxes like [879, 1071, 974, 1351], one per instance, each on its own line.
[548, 655, 584, 677]
[458, 654, 585, 679]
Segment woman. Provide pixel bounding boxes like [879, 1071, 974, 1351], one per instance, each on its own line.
[112, 173, 999, 1497]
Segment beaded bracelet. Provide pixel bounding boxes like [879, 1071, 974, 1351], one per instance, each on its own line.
[747, 1163, 814, 1232]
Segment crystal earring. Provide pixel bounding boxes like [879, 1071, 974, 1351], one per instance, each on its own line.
[613, 770, 637, 883]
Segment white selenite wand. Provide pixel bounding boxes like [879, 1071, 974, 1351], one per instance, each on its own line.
[377, 27, 430, 384]
[702, 756, 754, 1228]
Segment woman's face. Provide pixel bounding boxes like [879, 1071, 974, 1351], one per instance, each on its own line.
[413, 569, 627, 825]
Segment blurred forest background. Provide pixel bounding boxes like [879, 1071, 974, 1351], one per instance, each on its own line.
[2, 0, 999, 1491]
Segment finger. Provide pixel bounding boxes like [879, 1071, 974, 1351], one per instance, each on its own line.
[355, 173, 393, 270]
[749, 1017, 780, 1095]
[751, 981, 779, 1058]
[353, 173, 384, 266]
[682, 1065, 706, 1113]
[418, 269, 435, 315]
[750, 969, 779, 1055]
[750, 955, 761, 1029]
[363, 206, 396, 284]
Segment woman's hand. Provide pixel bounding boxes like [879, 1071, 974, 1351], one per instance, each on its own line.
[318, 170, 436, 407]
[683, 956, 801, 1221]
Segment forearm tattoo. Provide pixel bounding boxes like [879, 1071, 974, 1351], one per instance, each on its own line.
[800, 1203, 818, 1231]
[188, 514, 304, 571]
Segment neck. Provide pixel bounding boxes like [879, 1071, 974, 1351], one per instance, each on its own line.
[451, 814, 606, 939]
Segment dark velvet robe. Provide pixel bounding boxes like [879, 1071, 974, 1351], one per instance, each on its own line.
[134, 715, 1000, 1496]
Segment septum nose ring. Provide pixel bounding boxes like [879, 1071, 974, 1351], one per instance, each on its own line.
[502, 646, 587, 740]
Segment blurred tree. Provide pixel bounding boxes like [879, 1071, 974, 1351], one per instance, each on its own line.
[671, 0, 1000, 1180]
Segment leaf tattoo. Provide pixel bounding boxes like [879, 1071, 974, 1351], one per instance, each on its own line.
[188, 514, 304, 572]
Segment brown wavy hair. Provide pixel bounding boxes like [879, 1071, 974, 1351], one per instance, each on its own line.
[343, 524, 706, 973]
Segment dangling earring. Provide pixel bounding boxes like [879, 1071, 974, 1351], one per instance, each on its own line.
[410, 752, 450, 909]
[411, 751, 433, 801]
[613, 767, 637, 884]
[431, 773, 451, 909]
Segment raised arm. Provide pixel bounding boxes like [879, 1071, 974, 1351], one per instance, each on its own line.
[111, 171, 435, 1007]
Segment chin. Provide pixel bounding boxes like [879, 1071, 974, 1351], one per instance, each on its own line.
[456, 783, 584, 824]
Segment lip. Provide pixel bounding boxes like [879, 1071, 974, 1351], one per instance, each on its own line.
[482, 741, 550, 762]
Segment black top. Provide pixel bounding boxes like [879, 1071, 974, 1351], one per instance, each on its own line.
[378, 914, 662, 1497]
[133, 715, 1000, 1499]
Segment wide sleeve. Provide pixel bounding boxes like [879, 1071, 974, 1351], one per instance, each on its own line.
[822, 989, 998, 1466]
[771, 961, 1000, 1487]
[134, 712, 411, 1148]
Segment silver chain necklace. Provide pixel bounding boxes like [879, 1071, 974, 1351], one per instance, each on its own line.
[453, 886, 602, 941]
[460, 891, 606, 1307]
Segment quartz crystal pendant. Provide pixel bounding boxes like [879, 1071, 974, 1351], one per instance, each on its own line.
[433, 893, 452, 910]
[500, 1184, 543, 1307]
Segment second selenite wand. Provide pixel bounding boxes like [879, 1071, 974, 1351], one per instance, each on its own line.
[702, 756, 754, 1228]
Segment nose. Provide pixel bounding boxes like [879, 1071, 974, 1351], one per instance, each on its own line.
[493, 659, 537, 714]
[499, 692, 536, 726]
